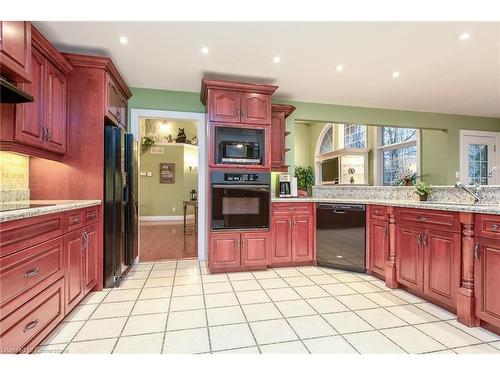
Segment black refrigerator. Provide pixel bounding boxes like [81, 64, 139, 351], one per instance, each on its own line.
[104, 126, 138, 288]
[125, 134, 139, 264]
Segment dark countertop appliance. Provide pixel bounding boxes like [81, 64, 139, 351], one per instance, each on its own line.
[316, 203, 366, 273]
[211, 171, 270, 230]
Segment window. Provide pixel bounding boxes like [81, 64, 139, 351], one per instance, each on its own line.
[344, 124, 366, 148]
[319, 126, 333, 154]
[459, 130, 499, 185]
[377, 127, 418, 186]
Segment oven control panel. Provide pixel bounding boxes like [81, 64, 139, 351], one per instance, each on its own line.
[224, 173, 259, 182]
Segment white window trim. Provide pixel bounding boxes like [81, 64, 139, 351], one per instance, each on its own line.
[374, 127, 421, 186]
[459, 129, 500, 185]
[342, 123, 367, 149]
[314, 123, 335, 156]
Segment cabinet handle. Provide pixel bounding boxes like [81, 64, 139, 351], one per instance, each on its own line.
[242, 239, 246, 248]
[87, 212, 97, 219]
[24, 267, 40, 278]
[82, 232, 89, 251]
[289, 220, 292, 229]
[41, 127, 46, 141]
[241, 109, 245, 117]
[384, 226, 388, 238]
[47, 128, 51, 142]
[492, 224, 499, 230]
[422, 234, 427, 247]
[417, 233, 422, 247]
[474, 241, 480, 260]
[23, 319, 39, 333]
[417, 216, 429, 221]
[71, 217, 81, 224]
[235, 108, 240, 116]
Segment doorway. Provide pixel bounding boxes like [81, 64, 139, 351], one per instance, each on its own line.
[130, 109, 206, 263]
[460, 130, 500, 185]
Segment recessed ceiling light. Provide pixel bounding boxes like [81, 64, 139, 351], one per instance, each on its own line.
[119, 36, 128, 45]
[392, 71, 400, 78]
[273, 56, 281, 64]
[201, 46, 209, 54]
[458, 32, 470, 41]
[336, 64, 344, 72]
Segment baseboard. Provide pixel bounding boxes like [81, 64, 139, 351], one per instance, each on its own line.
[140, 215, 195, 221]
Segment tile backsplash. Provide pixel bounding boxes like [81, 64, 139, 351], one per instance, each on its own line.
[0, 152, 30, 201]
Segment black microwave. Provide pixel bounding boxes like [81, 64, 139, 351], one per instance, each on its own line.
[219, 141, 261, 164]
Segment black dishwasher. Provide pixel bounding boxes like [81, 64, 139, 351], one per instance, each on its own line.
[316, 203, 366, 273]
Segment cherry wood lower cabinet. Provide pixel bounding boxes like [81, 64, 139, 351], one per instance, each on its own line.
[0, 206, 101, 353]
[395, 209, 460, 310]
[270, 202, 316, 267]
[209, 231, 270, 272]
[366, 205, 390, 280]
[474, 214, 500, 328]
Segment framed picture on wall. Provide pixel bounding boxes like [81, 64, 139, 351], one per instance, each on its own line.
[159, 163, 175, 184]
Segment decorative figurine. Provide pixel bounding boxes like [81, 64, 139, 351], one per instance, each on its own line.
[175, 128, 187, 143]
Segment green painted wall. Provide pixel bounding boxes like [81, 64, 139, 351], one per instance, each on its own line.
[129, 87, 500, 185]
[140, 144, 198, 216]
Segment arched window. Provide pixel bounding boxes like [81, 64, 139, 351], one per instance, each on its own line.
[316, 123, 334, 155]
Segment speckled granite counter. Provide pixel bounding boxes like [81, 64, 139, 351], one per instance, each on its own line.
[0, 200, 101, 223]
[271, 197, 500, 215]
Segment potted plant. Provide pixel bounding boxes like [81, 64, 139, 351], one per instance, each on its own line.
[295, 166, 314, 197]
[395, 169, 417, 186]
[141, 136, 155, 153]
[414, 181, 432, 201]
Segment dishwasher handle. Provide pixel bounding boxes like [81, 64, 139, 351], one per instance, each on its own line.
[317, 204, 365, 212]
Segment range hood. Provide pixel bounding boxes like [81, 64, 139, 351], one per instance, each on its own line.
[0, 77, 34, 103]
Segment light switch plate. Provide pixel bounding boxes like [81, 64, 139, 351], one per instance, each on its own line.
[140, 171, 147, 176]
[147, 172, 153, 177]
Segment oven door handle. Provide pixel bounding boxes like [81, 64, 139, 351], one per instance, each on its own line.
[212, 184, 270, 191]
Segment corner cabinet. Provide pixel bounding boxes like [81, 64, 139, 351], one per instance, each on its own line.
[0, 25, 72, 159]
[209, 231, 269, 273]
[270, 202, 316, 266]
[271, 104, 295, 171]
[0, 21, 31, 82]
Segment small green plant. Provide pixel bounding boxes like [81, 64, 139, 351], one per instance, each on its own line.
[295, 166, 314, 196]
[141, 136, 155, 153]
[414, 181, 432, 198]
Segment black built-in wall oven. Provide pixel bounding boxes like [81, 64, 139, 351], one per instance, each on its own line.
[211, 171, 270, 230]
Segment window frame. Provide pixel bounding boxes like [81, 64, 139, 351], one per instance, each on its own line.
[459, 130, 500, 185]
[342, 123, 367, 149]
[374, 126, 421, 186]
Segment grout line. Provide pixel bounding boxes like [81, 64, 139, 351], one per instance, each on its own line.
[197, 260, 213, 354]
[159, 260, 178, 354]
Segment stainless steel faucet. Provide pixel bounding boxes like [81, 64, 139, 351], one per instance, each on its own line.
[489, 166, 498, 178]
[455, 182, 482, 203]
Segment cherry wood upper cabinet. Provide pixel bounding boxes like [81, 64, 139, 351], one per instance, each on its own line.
[201, 79, 278, 126]
[44, 62, 67, 154]
[271, 104, 295, 171]
[14, 47, 45, 149]
[368, 219, 389, 278]
[240, 232, 269, 268]
[0, 21, 31, 82]
[209, 89, 241, 123]
[105, 73, 128, 128]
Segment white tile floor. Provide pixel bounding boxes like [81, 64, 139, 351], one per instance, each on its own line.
[36, 260, 500, 354]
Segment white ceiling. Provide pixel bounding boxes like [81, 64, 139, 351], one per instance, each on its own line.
[34, 22, 500, 118]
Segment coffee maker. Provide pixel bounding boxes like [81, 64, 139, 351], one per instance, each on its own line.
[278, 174, 292, 197]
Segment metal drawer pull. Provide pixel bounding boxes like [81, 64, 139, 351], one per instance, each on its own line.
[416, 216, 429, 221]
[422, 234, 428, 247]
[417, 233, 423, 246]
[491, 224, 499, 230]
[23, 319, 39, 333]
[474, 241, 480, 260]
[71, 217, 80, 224]
[87, 212, 97, 219]
[384, 226, 388, 237]
[24, 267, 40, 278]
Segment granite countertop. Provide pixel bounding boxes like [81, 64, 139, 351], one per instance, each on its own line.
[0, 200, 101, 223]
[271, 197, 500, 215]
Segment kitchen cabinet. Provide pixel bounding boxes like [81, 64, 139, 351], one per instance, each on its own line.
[270, 202, 316, 266]
[395, 208, 460, 309]
[201, 80, 278, 126]
[84, 224, 99, 293]
[0, 21, 31, 82]
[64, 229, 85, 312]
[368, 218, 389, 279]
[271, 104, 295, 171]
[209, 231, 269, 272]
[474, 214, 500, 328]
[1, 25, 72, 159]
[105, 72, 128, 128]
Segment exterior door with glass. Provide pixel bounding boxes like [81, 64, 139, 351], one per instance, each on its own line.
[460, 132, 498, 185]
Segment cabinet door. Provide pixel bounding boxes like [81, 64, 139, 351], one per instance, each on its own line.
[475, 237, 500, 327]
[241, 232, 269, 268]
[423, 229, 460, 308]
[270, 215, 292, 264]
[83, 224, 99, 293]
[396, 225, 423, 292]
[14, 47, 45, 149]
[0, 21, 31, 82]
[240, 92, 271, 125]
[209, 89, 241, 123]
[64, 229, 85, 311]
[44, 62, 67, 154]
[209, 232, 241, 270]
[292, 214, 314, 262]
[271, 111, 285, 168]
[369, 219, 388, 277]
[105, 74, 122, 126]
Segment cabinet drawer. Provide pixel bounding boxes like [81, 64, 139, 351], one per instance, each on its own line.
[396, 208, 460, 232]
[370, 205, 388, 220]
[272, 202, 313, 215]
[66, 210, 84, 232]
[475, 214, 500, 240]
[0, 237, 64, 307]
[0, 213, 64, 257]
[0, 279, 64, 354]
[84, 206, 99, 226]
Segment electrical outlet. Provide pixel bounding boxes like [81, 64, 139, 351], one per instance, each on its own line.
[455, 171, 460, 179]
[172, 207, 176, 212]
[147, 172, 153, 177]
